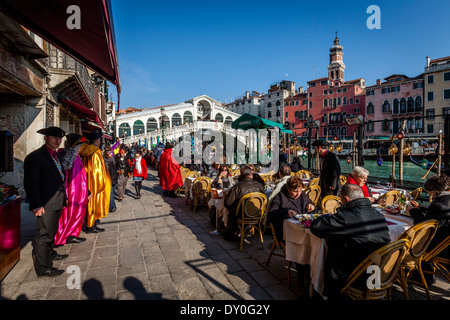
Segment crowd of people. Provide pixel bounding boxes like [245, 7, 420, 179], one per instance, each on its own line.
[22, 126, 449, 301]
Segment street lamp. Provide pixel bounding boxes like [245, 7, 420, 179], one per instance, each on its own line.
[344, 115, 364, 167]
[160, 107, 168, 143]
[306, 119, 320, 171]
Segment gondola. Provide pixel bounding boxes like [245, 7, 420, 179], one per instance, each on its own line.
[410, 155, 444, 173]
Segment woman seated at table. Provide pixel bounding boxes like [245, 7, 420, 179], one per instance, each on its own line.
[205, 162, 220, 179]
[407, 174, 450, 260]
[212, 165, 234, 189]
[347, 166, 376, 203]
[267, 176, 315, 243]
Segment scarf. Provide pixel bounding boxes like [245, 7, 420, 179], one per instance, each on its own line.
[135, 157, 142, 175]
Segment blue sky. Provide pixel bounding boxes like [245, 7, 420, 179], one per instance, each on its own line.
[109, 0, 450, 109]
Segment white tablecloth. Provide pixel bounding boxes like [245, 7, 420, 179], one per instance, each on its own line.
[283, 211, 414, 297]
[370, 186, 407, 200]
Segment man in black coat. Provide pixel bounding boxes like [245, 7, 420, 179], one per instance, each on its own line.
[23, 126, 68, 277]
[310, 183, 391, 299]
[312, 140, 341, 199]
[224, 167, 264, 241]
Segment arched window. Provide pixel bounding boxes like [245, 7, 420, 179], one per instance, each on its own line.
[407, 97, 414, 113]
[323, 99, 328, 107]
[146, 117, 158, 132]
[342, 126, 347, 136]
[183, 111, 193, 123]
[309, 101, 313, 109]
[268, 111, 272, 118]
[382, 100, 390, 113]
[133, 120, 145, 135]
[215, 113, 224, 122]
[367, 102, 374, 114]
[119, 123, 131, 138]
[276, 100, 281, 107]
[267, 102, 272, 108]
[393, 99, 399, 114]
[172, 113, 182, 126]
[224, 116, 233, 125]
[400, 98, 407, 113]
[415, 96, 422, 112]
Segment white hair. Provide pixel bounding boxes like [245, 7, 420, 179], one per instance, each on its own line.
[352, 166, 370, 177]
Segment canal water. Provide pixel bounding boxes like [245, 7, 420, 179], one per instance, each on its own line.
[300, 158, 432, 187]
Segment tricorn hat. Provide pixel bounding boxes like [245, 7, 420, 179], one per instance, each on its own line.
[311, 140, 330, 148]
[37, 126, 66, 138]
[86, 131, 103, 142]
[66, 133, 87, 147]
[164, 142, 174, 149]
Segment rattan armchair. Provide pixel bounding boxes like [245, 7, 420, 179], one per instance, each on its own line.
[422, 235, 450, 283]
[377, 190, 400, 205]
[341, 239, 411, 300]
[236, 192, 267, 252]
[191, 176, 212, 213]
[397, 219, 439, 300]
[321, 195, 342, 214]
[304, 185, 321, 206]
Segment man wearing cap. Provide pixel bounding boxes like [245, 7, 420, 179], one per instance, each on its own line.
[312, 140, 341, 199]
[54, 133, 89, 246]
[23, 126, 68, 277]
[79, 131, 112, 233]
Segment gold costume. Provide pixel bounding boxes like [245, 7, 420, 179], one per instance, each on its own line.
[79, 144, 111, 228]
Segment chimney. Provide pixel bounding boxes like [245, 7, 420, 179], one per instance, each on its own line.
[376, 79, 381, 85]
[426, 56, 431, 67]
[245, 91, 250, 99]
[298, 86, 304, 94]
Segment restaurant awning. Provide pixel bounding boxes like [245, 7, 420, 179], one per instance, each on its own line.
[0, 0, 121, 108]
[62, 99, 105, 129]
[231, 113, 293, 134]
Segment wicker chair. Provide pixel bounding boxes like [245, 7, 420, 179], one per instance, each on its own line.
[308, 177, 320, 187]
[304, 185, 321, 206]
[297, 170, 313, 179]
[186, 171, 200, 178]
[176, 168, 190, 196]
[191, 176, 212, 213]
[236, 192, 267, 251]
[409, 187, 423, 201]
[397, 219, 439, 300]
[265, 223, 291, 286]
[321, 195, 342, 214]
[377, 190, 400, 205]
[341, 239, 411, 300]
[422, 235, 450, 283]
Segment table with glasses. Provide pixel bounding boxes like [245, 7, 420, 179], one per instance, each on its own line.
[369, 185, 408, 200]
[283, 208, 414, 298]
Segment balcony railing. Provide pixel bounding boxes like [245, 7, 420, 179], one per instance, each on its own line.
[48, 45, 95, 105]
[425, 63, 450, 73]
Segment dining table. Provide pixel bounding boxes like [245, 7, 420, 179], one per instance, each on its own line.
[283, 205, 414, 298]
[369, 185, 408, 200]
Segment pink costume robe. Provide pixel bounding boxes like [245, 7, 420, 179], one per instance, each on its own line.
[54, 155, 88, 245]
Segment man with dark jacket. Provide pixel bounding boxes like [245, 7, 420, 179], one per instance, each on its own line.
[103, 147, 118, 212]
[224, 167, 264, 240]
[312, 140, 341, 199]
[23, 126, 68, 277]
[310, 183, 390, 299]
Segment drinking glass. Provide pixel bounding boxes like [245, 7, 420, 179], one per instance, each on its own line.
[376, 181, 381, 188]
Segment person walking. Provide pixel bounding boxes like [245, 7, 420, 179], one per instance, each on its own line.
[54, 133, 89, 246]
[130, 150, 147, 198]
[116, 146, 132, 202]
[312, 140, 341, 199]
[79, 131, 111, 233]
[103, 146, 119, 211]
[23, 126, 68, 277]
[159, 142, 183, 197]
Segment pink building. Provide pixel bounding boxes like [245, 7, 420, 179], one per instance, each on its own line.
[365, 74, 424, 137]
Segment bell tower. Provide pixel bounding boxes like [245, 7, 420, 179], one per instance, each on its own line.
[327, 33, 345, 85]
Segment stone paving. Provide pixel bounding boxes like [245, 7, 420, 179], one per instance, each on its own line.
[0, 168, 448, 301]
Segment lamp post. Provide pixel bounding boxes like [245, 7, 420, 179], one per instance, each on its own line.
[160, 107, 167, 144]
[344, 115, 364, 167]
[306, 119, 320, 172]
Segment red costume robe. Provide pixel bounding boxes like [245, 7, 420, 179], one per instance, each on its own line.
[159, 148, 183, 191]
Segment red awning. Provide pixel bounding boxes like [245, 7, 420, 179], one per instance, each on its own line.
[0, 0, 121, 108]
[62, 99, 105, 129]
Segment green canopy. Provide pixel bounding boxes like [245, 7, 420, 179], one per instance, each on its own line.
[231, 113, 293, 133]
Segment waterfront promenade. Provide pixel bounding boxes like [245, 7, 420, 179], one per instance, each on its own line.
[0, 168, 448, 301]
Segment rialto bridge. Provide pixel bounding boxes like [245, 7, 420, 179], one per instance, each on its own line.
[114, 95, 242, 146]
